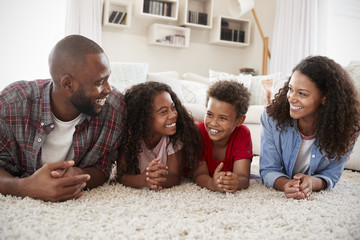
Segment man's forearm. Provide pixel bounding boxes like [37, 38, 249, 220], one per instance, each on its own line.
[81, 167, 107, 189]
[0, 168, 24, 197]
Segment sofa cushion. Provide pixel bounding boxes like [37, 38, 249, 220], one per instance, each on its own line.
[109, 62, 149, 93]
[147, 73, 186, 103]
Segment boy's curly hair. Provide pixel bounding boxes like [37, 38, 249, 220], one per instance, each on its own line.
[118, 81, 202, 177]
[206, 80, 251, 118]
[267, 55, 360, 160]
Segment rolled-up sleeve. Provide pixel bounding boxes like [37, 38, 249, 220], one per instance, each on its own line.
[312, 154, 349, 190]
[259, 110, 290, 188]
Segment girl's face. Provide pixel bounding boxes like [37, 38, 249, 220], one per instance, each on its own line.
[287, 70, 326, 124]
[204, 97, 244, 146]
[151, 91, 178, 142]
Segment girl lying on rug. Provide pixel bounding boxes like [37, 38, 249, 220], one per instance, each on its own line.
[260, 56, 360, 200]
[117, 81, 202, 190]
[193, 80, 253, 193]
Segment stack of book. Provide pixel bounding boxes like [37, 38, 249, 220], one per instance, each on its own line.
[143, 0, 172, 17]
[156, 35, 186, 46]
[108, 11, 127, 25]
[220, 28, 245, 43]
[188, 11, 207, 25]
[220, 19, 245, 43]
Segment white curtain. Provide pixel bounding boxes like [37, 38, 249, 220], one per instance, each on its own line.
[270, 0, 318, 76]
[66, 0, 103, 45]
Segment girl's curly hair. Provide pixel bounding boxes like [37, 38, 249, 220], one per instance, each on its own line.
[118, 81, 202, 177]
[267, 55, 360, 160]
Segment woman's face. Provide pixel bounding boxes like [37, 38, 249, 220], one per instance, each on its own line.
[287, 70, 326, 124]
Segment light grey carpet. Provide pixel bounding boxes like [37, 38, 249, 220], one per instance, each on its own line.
[1, 157, 359, 240]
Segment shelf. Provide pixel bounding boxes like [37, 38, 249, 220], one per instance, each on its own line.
[210, 16, 250, 47]
[148, 23, 190, 48]
[102, 0, 131, 29]
[135, 0, 178, 21]
[178, 0, 213, 29]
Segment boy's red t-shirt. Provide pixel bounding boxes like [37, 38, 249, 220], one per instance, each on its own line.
[196, 121, 253, 177]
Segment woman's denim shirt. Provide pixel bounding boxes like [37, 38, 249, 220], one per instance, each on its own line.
[259, 110, 350, 190]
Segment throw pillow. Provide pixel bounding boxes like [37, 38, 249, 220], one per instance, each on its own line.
[209, 69, 252, 90]
[180, 79, 208, 106]
[247, 72, 282, 105]
[147, 71, 180, 80]
[182, 72, 210, 85]
[109, 62, 149, 93]
[146, 76, 186, 103]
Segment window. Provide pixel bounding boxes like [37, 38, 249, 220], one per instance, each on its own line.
[318, 0, 360, 66]
[0, 0, 66, 91]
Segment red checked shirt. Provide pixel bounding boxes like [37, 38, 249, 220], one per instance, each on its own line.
[0, 79, 126, 179]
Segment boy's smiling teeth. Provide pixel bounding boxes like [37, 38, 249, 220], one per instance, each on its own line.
[210, 128, 219, 133]
[166, 122, 176, 128]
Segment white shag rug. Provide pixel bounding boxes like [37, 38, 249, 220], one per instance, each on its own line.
[1, 157, 359, 240]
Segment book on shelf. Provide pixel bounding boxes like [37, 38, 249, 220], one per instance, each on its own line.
[109, 11, 117, 23]
[143, 0, 150, 13]
[143, 0, 172, 17]
[188, 11, 207, 25]
[221, 28, 245, 43]
[120, 12, 127, 24]
[113, 11, 123, 23]
[198, 12, 207, 25]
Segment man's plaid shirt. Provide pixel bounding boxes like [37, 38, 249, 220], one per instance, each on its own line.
[0, 79, 126, 179]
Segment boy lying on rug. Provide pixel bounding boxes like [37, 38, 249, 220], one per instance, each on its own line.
[260, 56, 360, 200]
[0, 35, 126, 202]
[193, 80, 253, 193]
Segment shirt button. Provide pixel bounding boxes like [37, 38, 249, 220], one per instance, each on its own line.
[37, 138, 42, 143]
[40, 122, 44, 126]
[312, 155, 315, 158]
[50, 124, 54, 129]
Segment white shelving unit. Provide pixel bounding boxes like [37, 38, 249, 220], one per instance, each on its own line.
[135, 0, 178, 21]
[103, 0, 132, 29]
[148, 23, 190, 48]
[178, 0, 213, 29]
[210, 16, 250, 47]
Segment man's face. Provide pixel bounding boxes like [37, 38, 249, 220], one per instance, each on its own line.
[70, 53, 112, 116]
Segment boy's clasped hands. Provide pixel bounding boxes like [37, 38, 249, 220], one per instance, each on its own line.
[213, 162, 239, 193]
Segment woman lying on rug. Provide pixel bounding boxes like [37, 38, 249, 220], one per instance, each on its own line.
[260, 56, 360, 200]
[194, 80, 253, 193]
[117, 81, 202, 190]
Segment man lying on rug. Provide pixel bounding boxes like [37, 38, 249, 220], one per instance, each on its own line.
[260, 56, 360, 200]
[0, 35, 125, 202]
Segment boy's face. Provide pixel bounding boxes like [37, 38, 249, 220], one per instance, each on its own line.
[204, 97, 244, 146]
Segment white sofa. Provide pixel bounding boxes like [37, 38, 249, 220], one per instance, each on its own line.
[108, 61, 360, 172]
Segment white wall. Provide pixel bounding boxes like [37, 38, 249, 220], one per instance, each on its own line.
[102, 0, 276, 76]
[0, 0, 66, 91]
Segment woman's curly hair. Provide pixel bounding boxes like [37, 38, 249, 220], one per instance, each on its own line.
[267, 55, 360, 160]
[206, 80, 250, 118]
[118, 81, 202, 178]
